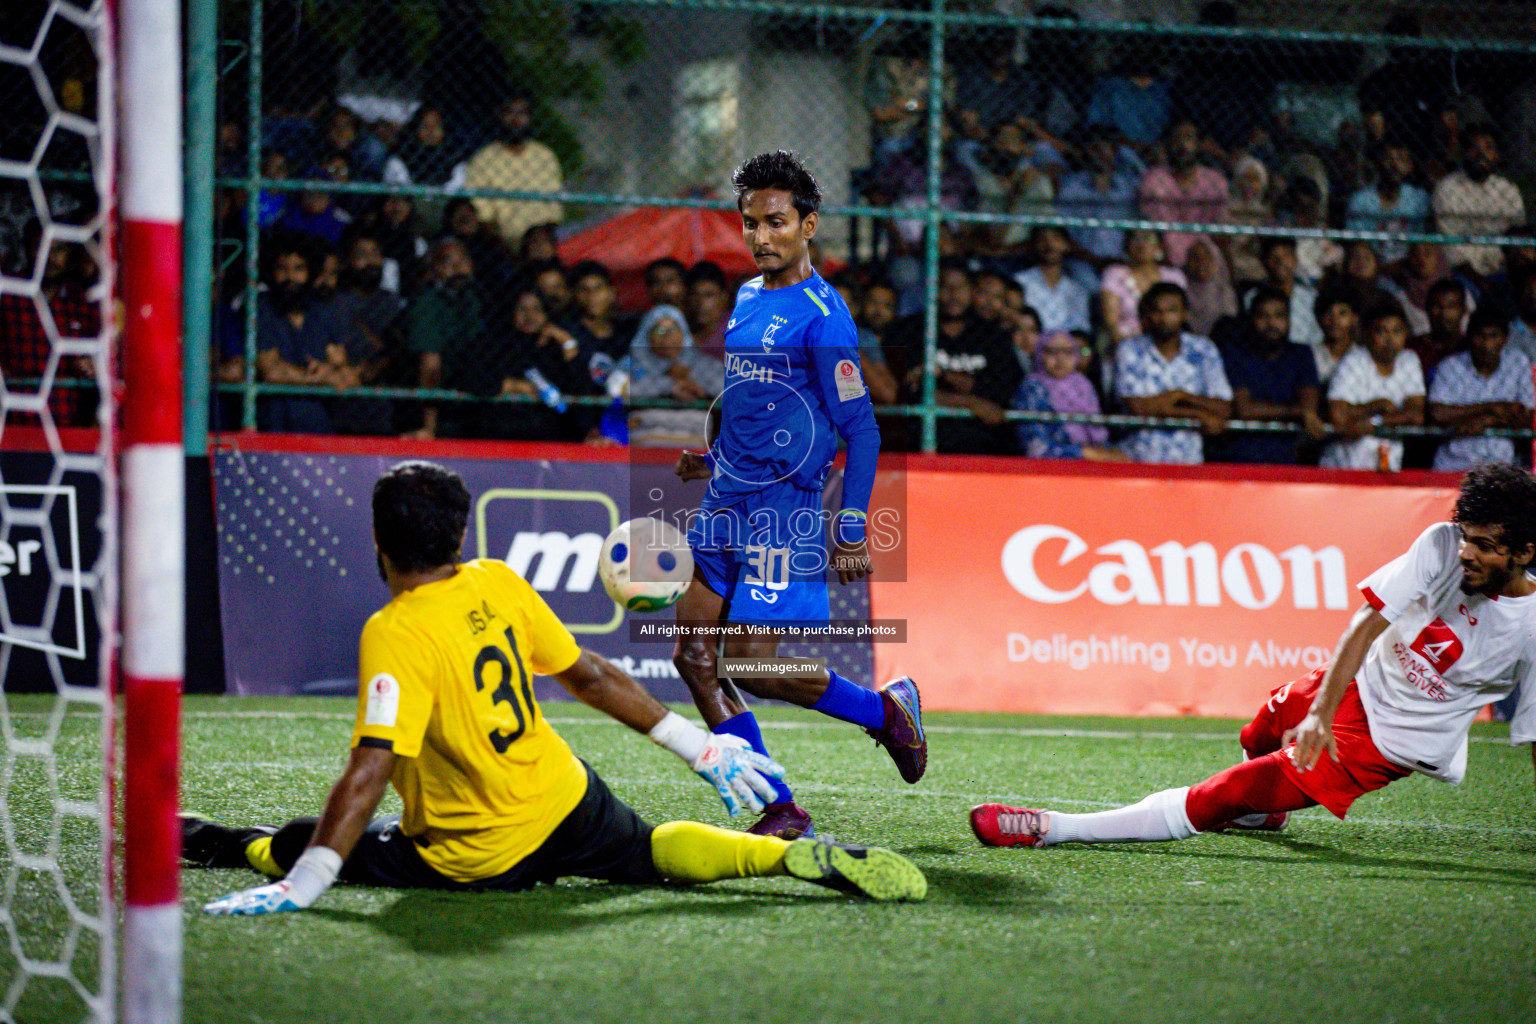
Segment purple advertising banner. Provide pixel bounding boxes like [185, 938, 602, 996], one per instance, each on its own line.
[212, 443, 872, 699]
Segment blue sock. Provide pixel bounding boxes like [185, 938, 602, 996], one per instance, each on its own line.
[715, 710, 794, 805]
[810, 670, 886, 731]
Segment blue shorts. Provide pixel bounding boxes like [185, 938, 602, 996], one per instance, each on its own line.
[687, 482, 830, 626]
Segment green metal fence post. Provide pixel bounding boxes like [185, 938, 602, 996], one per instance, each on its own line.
[920, 0, 945, 455]
[241, 0, 263, 431]
[183, 0, 217, 454]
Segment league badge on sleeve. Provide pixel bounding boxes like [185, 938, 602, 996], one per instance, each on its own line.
[834, 359, 864, 402]
[365, 673, 400, 727]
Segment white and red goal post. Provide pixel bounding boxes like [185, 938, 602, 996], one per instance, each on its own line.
[116, 0, 183, 1021]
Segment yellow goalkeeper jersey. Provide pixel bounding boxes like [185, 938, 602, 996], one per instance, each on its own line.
[350, 558, 587, 882]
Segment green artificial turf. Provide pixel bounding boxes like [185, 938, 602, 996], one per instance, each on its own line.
[7, 694, 1536, 1023]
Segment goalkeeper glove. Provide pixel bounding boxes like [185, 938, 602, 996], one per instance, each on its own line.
[649, 711, 785, 816]
[204, 846, 342, 916]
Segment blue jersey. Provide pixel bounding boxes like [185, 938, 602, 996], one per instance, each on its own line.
[705, 272, 880, 511]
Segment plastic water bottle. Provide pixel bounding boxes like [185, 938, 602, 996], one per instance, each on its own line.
[524, 368, 567, 413]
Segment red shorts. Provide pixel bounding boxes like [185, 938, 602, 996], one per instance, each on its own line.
[1259, 666, 1411, 819]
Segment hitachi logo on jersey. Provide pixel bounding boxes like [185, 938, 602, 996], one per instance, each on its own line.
[725, 352, 777, 383]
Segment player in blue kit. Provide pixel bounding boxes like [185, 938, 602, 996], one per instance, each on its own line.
[671, 151, 926, 839]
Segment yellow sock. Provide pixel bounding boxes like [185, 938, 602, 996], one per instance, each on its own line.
[650, 821, 791, 884]
[244, 836, 282, 878]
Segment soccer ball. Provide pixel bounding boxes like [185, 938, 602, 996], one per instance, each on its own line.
[599, 518, 693, 612]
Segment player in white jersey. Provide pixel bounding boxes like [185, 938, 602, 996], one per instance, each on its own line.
[970, 463, 1536, 848]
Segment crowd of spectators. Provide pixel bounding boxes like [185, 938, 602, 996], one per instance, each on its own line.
[9, 5, 1536, 475]
[202, 50, 1536, 471]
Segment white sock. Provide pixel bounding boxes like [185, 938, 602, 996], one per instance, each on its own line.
[1041, 787, 1198, 845]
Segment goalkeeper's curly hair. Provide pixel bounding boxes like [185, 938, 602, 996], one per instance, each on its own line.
[1453, 464, 1536, 558]
[373, 461, 471, 573]
[731, 150, 822, 218]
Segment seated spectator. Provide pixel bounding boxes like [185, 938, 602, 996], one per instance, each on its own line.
[319, 103, 387, 182]
[864, 49, 930, 163]
[1227, 154, 1272, 281]
[254, 239, 347, 434]
[685, 261, 732, 358]
[953, 34, 1043, 154]
[1100, 229, 1187, 344]
[1311, 289, 1362, 388]
[1086, 57, 1171, 147]
[1016, 225, 1091, 334]
[644, 258, 688, 311]
[318, 232, 403, 435]
[961, 122, 1056, 253]
[404, 238, 484, 440]
[441, 197, 517, 294]
[1345, 141, 1430, 264]
[873, 124, 979, 249]
[275, 157, 353, 248]
[1428, 307, 1535, 471]
[971, 269, 1013, 334]
[899, 260, 1020, 454]
[256, 149, 291, 229]
[1115, 283, 1233, 465]
[519, 222, 560, 264]
[1245, 236, 1322, 345]
[1183, 239, 1237, 338]
[1433, 125, 1525, 277]
[1390, 241, 1450, 335]
[565, 260, 631, 365]
[1139, 119, 1229, 266]
[528, 258, 574, 325]
[1212, 286, 1326, 464]
[1056, 125, 1143, 264]
[1276, 175, 1341, 285]
[383, 105, 466, 190]
[1005, 304, 1044, 375]
[1326, 240, 1403, 316]
[366, 194, 427, 294]
[0, 240, 99, 428]
[1409, 278, 1470, 386]
[474, 287, 564, 442]
[1320, 301, 1425, 471]
[1015, 330, 1119, 460]
[463, 87, 564, 250]
[616, 305, 726, 447]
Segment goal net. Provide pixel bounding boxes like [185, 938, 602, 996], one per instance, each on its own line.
[0, 1, 117, 1021]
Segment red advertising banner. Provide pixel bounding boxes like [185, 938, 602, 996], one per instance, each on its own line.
[870, 461, 1459, 718]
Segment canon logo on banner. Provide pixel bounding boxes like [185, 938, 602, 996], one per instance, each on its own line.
[1001, 524, 1350, 610]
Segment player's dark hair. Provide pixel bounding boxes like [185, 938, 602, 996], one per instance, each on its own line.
[1465, 305, 1507, 340]
[685, 260, 728, 290]
[569, 259, 611, 286]
[373, 461, 471, 573]
[1454, 464, 1536, 557]
[1138, 281, 1188, 319]
[1425, 276, 1467, 307]
[1247, 285, 1290, 318]
[731, 150, 822, 217]
[1362, 298, 1409, 332]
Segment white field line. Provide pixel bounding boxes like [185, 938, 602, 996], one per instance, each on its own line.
[163, 710, 1521, 748]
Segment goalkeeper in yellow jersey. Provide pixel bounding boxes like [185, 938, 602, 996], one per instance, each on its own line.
[184, 461, 924, 910]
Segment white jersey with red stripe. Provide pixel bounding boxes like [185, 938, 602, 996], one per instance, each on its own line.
[1356, 522, 1536, 783]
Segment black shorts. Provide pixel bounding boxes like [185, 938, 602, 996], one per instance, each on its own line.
[270, 761, 661, 891]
